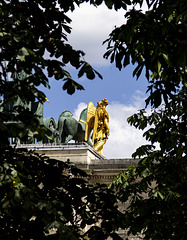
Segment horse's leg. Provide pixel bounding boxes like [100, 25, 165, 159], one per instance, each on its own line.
[86, 137, 93, 147]
[56, 121, 62, 144]
[64, 134, 73, 143]
[64, 118, 78, 143]
[56, 126, 61, 143]
[85, 131, 93, 147]
[57, 117, 67, 144]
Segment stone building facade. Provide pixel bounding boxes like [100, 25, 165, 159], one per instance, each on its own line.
[17, 143, 141, 239]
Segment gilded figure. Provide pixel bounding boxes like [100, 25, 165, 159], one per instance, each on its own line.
[85, 98, 109, 155]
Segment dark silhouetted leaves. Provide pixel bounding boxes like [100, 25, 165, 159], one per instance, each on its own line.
[107, 1, 187, 239]
[63, 78, 84, 95]
[0, 146, 124, 239]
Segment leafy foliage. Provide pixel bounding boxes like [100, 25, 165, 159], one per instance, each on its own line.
[0, 0, 131, 143]
[0, 146, 124, 239]
[0, 0, 103, 99]
[1, 0, 187, 239]
[0, 0, 104, 142]
[104, 0, 187, 239]
[105, 0, 187, 105]
[0, 1, 129, 239]
[0, 0, 130, 104]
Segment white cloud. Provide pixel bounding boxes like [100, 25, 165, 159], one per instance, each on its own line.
[67, 2, 149, 67]
[73, 91, 150, 159]
[105, 101, 147, 158]
[66, 3, 152, 158]
[73, 102, 87, 119]
[67, 3, 126, 66]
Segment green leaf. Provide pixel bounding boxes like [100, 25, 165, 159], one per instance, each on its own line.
[17, 47, 29, 61]
[93, 69, 103, 79]
[142, 168, 149, 178]
[104, 0, 113, 9]
[162, 53, 169, 64]
[158, 191, 164, 199]
[14, 189, 21, 202]
[78, 62, 95, 80]
[63, 79, 84, 95]
[157, 60, 161, 73]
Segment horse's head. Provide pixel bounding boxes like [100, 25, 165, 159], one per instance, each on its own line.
[59, 110, 72, 119]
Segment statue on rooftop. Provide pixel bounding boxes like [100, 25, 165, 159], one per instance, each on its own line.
[85, 98, 109, 155]
[43, 117, 59, 143]
[57, 98, 109, 156]
[3, 91, 110, 155]
[1, 69, 45, 143]
[57, 109, 93, 146]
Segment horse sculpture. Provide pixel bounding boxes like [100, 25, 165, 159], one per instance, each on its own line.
[43, 117, 59, 143]
[57, 109, 93, 146]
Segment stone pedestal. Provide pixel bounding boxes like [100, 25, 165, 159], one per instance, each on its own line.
[20, 142, 105, 163]
[18, 142, 139, 185]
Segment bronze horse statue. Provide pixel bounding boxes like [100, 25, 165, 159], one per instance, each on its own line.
[57, 109, 93, 146]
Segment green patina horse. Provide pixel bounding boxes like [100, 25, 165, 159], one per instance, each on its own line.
[57, 109, 93, 146]
[43, 117, 59, 143]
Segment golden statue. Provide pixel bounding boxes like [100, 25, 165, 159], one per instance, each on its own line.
[85, 98, 109, 155]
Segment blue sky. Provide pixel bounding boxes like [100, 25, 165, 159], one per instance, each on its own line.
[41, 64, 148, 120]
[40, 3, 151, 158]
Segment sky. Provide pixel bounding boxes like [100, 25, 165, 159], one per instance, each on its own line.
[40, 3, 151, 159]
